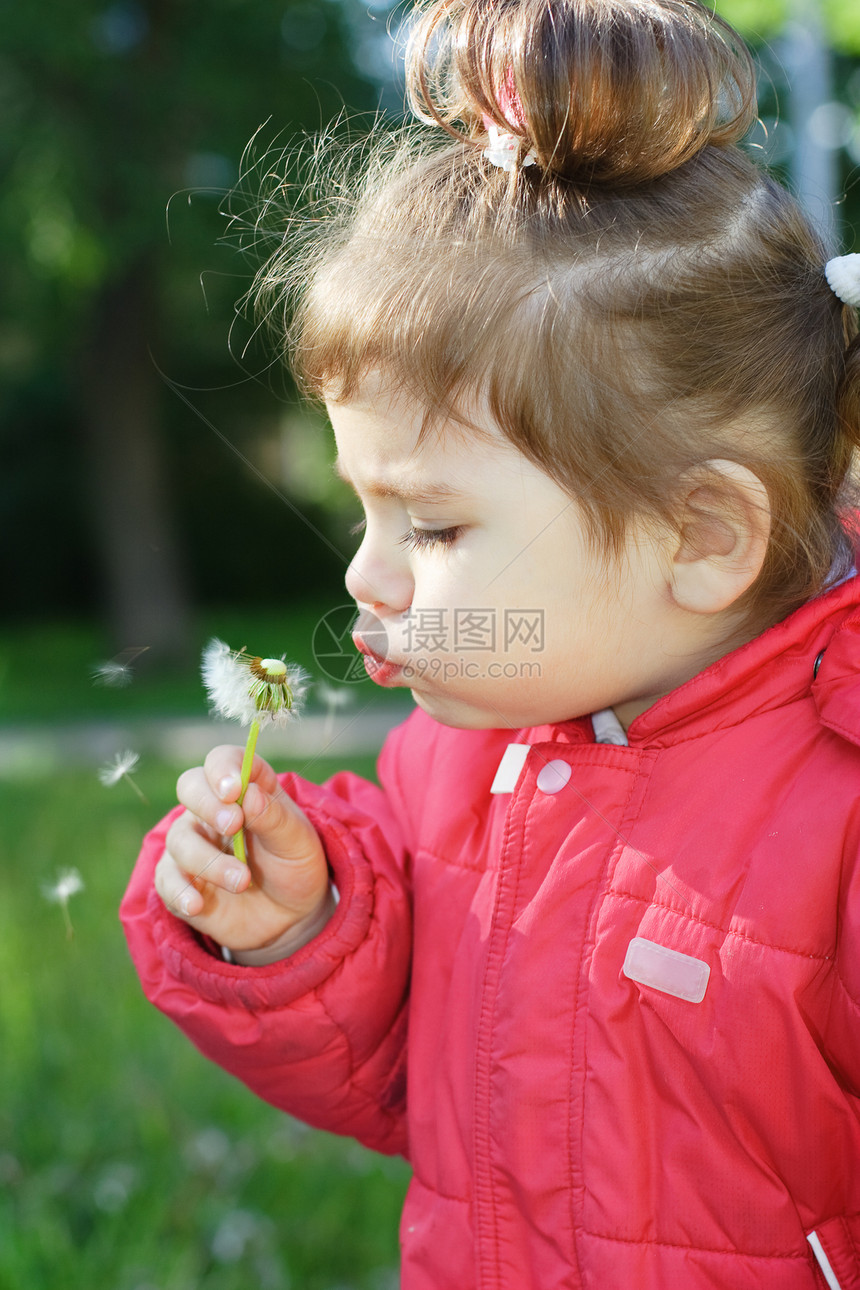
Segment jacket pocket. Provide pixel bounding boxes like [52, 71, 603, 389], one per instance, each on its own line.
[808, 1215, 860, 1289]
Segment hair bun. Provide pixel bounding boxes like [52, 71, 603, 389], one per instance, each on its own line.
[406, 0, 757, 185]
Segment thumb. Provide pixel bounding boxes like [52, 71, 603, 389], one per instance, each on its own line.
[240, 780, 325, 871]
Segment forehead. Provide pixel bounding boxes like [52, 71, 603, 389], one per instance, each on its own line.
[326, 386, 534, 500]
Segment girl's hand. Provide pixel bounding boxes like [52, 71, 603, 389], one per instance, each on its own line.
[155, 746, 332, 959]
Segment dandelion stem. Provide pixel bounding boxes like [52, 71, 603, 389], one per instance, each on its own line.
[233, 718, 260, 865]
[124, 773, 149, 805]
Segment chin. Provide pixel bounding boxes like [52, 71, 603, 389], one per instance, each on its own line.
[410, 688, 522, 731]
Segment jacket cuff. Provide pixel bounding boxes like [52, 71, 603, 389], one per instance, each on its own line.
[226, 884, 340, 966]
[121, 789, 380, 1013]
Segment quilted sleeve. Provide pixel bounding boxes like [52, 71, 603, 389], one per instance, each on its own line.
[120, 741, 415, 1158]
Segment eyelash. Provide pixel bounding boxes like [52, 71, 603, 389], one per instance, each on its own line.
[399, 526, 464, 551]
[349, 517, 464, 550]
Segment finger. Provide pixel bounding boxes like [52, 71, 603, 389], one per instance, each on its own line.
[164, 810, 252, 896]
[154, 849, 207, 919]
[176, 765, 243, 838]
[234, 782, 328, 918]
[201, 745, 280, 804]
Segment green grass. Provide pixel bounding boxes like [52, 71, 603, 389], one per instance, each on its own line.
[0, 757, 410, 1290]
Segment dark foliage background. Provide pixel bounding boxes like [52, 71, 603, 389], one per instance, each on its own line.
[0, 0, 393, 661]
[0, 0, 858, 670]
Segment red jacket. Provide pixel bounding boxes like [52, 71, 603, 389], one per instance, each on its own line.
[122, 575, 860, 1290]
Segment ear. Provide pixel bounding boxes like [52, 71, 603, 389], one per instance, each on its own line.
[669, 460, 771, 615]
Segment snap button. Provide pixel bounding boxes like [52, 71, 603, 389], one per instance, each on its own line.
[536, 759, 572, 794]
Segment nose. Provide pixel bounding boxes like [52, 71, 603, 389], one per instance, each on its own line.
[345, 532, 413, 616]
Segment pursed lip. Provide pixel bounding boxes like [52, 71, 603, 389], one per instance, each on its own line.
[351, 628, 404, 687]
[362, 654, 403, 686]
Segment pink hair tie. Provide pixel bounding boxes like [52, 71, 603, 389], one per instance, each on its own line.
[480, 74, 535, 173]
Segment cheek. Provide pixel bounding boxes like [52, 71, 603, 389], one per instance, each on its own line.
[410, 562, 468, 605]
[498, 528, 568, 590]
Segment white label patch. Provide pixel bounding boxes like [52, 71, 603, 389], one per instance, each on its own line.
[490, 744, 530, 794]
[623, 937, 710, 1004]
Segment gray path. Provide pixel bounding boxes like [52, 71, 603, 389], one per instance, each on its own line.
[0, 704, 414, 779]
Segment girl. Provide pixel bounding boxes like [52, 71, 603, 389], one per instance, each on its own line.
[122, 1, 860, 1285]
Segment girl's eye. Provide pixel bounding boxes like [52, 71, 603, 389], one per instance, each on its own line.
[399, 526, 464, 551]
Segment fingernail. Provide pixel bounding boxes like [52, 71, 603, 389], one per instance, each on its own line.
[218, 774, 240, 800]
[224, 867, 245, 893]
[180, 892, 197, 916]
[216, 808, 237, 833]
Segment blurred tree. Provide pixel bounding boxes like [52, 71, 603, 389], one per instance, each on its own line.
[715, 0, 860, 50]
[715, 0, 860, 253]
[0, 0, 383, 661]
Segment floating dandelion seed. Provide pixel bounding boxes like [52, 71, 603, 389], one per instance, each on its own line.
[317, 682, 353, 744]
[91, 645, 150, 688]
[98, 749, 140, 785]
[43, 868, 84, 938]
[201, 639, 308, 864]
[92, 660, 133, 688]
[317, 682, 352, 710]
[98, 750, 148, 803]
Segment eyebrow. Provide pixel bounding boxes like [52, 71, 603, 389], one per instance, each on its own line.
[332, 456, 466, 505]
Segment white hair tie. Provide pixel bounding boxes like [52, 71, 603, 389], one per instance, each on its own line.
[825, 253, 860, 307]
[483, 124, 536, 173]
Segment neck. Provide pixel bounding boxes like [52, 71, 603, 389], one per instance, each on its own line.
[612, 608, 766, 732]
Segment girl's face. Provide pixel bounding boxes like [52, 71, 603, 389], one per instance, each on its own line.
[329, 386, 700, 730]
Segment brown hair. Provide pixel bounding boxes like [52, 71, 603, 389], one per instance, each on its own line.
[253, 0, 860, 630]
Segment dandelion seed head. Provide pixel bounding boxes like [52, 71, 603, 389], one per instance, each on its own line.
[256, 658, 287, 678]
[184, 1127, 232, 1172]
[98, 750, 141, 787]
[202, 638, 308, 727]
[210, 1208, 268, 1264]
[93, 1163, 137, 1214]
[43, 868, 85, 904]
